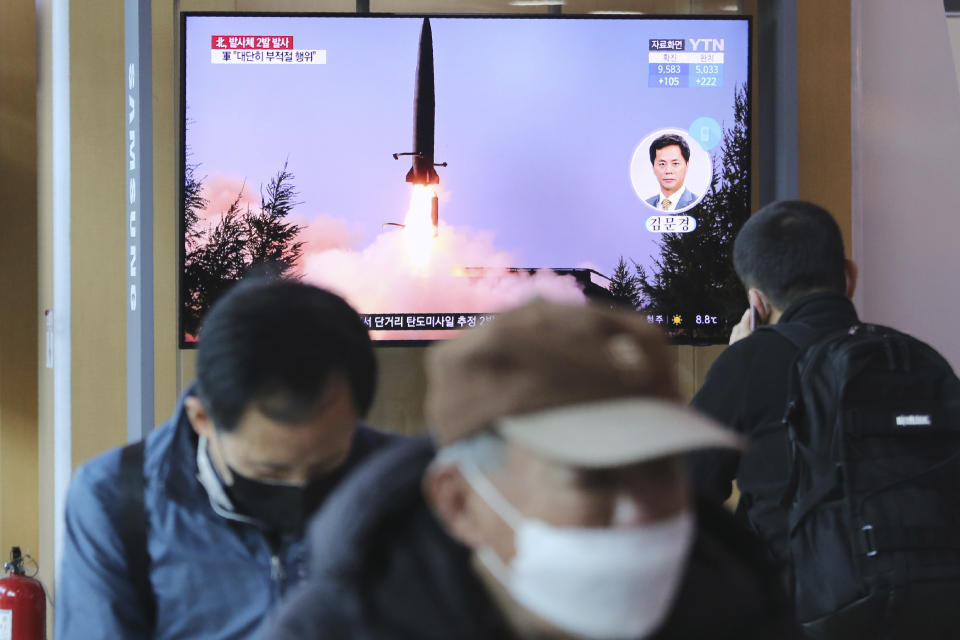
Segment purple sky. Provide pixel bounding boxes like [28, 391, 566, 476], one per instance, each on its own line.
[185, 15, 749, 279]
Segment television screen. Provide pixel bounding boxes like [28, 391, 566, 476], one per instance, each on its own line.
[180, 13, 751, 345]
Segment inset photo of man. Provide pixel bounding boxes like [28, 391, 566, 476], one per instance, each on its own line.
[630, 129, 712, 215]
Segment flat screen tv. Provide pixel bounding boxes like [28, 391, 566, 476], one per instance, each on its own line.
[180, 12, 752, 345]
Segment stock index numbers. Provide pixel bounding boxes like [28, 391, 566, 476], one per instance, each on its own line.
[648, 38, 724, 89]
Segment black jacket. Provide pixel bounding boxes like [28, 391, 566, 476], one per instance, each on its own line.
[261, 437, 797, 640]
[687, 292, 860, 563]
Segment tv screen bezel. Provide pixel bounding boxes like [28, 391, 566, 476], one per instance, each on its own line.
[178, 10, 754, 349]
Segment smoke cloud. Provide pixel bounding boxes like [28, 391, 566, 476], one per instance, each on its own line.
[300, 221, 586, 340]
[292, 214, 365, 254]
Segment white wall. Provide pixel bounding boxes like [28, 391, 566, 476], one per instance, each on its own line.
[851, 0, 960, 369]
[949, 16, 960, 81]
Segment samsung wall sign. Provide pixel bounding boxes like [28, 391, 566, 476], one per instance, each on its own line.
[128, 62, 138, 311]
[125, 0, 154, 442]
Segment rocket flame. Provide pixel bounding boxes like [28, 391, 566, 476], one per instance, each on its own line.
[403, 184, 437, 271]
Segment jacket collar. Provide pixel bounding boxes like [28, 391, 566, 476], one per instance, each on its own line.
[157, 384, 208, 505]
[778, 291, 859, 326]
[196, 435, 262, 526]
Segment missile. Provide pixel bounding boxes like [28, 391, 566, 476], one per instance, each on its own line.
[393, 18, 446, 236]
[393, 18, 445, 185]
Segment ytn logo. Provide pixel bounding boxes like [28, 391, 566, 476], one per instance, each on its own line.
[688, 38, 725, 52]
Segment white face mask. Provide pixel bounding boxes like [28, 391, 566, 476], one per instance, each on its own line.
[462, 462, 695, 640]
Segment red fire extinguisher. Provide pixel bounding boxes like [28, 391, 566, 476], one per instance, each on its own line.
[0, 547, 46, 640]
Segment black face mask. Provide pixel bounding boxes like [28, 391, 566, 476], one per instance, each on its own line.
[226, 466, 343, 535]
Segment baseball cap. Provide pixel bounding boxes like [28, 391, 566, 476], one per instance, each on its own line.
[425, 299, 742, 467]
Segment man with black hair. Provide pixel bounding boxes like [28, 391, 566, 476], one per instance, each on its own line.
[56, 279, 398, 640]
[645, 133, 699, 212]
[688, 200, 859, 564]
[691, 200, 960, 639]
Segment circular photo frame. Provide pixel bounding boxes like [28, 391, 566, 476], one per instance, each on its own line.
[630, 128, 712, 214]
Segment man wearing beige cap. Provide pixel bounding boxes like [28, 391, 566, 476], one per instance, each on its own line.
[261, 300, 796, 640]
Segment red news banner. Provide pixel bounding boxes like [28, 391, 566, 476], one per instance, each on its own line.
[210, 35, 326, 65]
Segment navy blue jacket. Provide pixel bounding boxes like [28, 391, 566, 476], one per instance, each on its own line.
[55, 388, 397, 640]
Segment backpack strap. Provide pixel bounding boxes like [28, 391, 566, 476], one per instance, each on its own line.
[765, 321, 832, 513]
[118, 440, 156, 629]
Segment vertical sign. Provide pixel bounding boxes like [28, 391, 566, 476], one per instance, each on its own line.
[125, 0, 154, 442]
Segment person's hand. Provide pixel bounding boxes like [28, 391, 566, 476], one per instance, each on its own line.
[729, 308, 752, 345]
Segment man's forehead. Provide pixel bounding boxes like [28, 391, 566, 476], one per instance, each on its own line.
[655, 145, 684, 159]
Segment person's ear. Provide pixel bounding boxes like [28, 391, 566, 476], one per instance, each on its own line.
[844, 259, 859, 299]
[747, 288, 772, 324]
[184, 395, 215, 440]
[423, 465, 487, 549]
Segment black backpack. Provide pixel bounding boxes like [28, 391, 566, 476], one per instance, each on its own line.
[772, 322, 960, 632]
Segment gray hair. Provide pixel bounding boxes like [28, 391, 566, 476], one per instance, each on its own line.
[430, 430, 507, 474]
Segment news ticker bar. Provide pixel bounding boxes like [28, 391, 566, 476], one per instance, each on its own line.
[361, 313, 496, 331]
[362, 312, 728, 331]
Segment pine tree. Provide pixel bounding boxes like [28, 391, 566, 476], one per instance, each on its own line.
[636, 83, 751, 342]
[244, 160, 304, 277]
[608, 256, 641, 310]
[180, 151, 210, 339]
[183, 159, 207, 251]
[182, 195, 249, 338]
[179, 160, 308, 340]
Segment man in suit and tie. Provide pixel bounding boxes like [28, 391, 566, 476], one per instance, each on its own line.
[645, 134, 699, 212]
